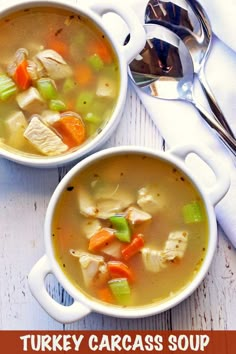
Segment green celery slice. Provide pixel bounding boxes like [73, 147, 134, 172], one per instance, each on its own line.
[88, 54, 104, 72]
[76, 91, 94, 113]
[85, 112, 101, 125]
[0, 74, 17, 101]
[182, 201, 204, 224]
[109, 215, 131, 243]
[108, 278, 131, 305]
[62, 77, 76, 93]
[37, 78, 57, 100]
[49, 99, 66, 111]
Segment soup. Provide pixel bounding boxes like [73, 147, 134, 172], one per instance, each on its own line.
[0, 7, 119, 156]
[52, 154, 208, 307]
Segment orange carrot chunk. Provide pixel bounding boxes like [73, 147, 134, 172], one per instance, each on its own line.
[121, 234, 144, 261]
[13, 60, 32, 90]
[108, 261, 134, 282]
[75, 63, 93, 86]
[53, 114, 86, 148]
[88, 40, 112, 64]
[97, 286, 114, 303]
[88, 228, 115, 252]
[47, 39, 70, 58]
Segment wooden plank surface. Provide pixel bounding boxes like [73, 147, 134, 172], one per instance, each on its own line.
[0, 0, 236, 331]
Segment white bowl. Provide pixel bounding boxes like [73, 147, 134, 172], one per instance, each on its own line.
[28, 144, 230, 323]
[0, 0, 146, 167]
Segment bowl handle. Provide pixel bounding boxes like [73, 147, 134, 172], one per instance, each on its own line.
[88, 0, 146, 64]
[28, 255, 91, 323]
[169, 144, 230, 206]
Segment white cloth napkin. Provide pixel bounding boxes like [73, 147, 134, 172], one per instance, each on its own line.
[104, 0, 236, 247]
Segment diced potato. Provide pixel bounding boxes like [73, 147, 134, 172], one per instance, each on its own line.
[100, 240, 123, 259]
[23, 116, 68, 156]
[16, 87, 45, 113]
[96, 77, 116, 98]
[5, 111, 27, 134]
[137, 185, 165, 214]
[162, 231, 188, 260]
[8, 125, 26, 150]
[41, 110, 60, 125]
[126, 206, 152, 225]
[5, 111, 27, 149]
[141, 248, 167, 273]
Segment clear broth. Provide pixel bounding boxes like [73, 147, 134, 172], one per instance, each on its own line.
[52, 154, 208, 307]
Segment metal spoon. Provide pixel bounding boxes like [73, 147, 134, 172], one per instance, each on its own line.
[144, 0, 235, 137]
[129, 24, 236, 156]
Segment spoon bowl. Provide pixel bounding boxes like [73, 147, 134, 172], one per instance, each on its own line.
[144, 0, 234, 136]
[129, 24, 236, 156]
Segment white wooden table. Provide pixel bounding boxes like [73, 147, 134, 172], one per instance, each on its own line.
[0, 0, 236, 331]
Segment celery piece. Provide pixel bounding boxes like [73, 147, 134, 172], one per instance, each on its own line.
[109, 215, 131, 243]
[37, 78, 57, 100]
[62, 77, 76, 93]
[182, 201, 204, 224]
[73, 32, 86, 45]
[108, 278, 131, 305]
[88, 54, 104, 72]
[85, 112, 101, 125]
[0, 74, 17, 101]
[49, 99, 66, 111]
[76, 91, 94, 113]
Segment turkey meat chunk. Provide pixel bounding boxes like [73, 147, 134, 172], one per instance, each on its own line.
[126, 206, 152, 225]
[78, 183, 135, 219]
[36, 49, 72, 80]
[141, 248, 167, 273]
[162, 231, 188, 260]
[81, 218, 102, 239]
[137, 185, 165, 214]
[70, 250, 108, 287]
[24, 116, 68, 155]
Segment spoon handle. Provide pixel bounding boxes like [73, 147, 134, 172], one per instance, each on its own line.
[199, 72, 235, 138]
[193, 100, 236, 156]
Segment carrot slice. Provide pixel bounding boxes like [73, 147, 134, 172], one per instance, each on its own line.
[53, 114, 86, 148]
[108, 261, 134, 282]
[121, 234, 144, 261]
[87, 40, 112, 64]
[47, 38, 70, 58]
[13, 60, 31, 90]
[97, 286, 114, 303]
[75, 63, 93, 86]
[88, 228, 115, 252]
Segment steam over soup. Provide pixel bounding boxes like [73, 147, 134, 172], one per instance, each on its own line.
[0, 7, 119, 156]
[52, 154, 209, 308]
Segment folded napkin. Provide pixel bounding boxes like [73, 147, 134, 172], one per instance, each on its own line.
[103, 0, 236, 247]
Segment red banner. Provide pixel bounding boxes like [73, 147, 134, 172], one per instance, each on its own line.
[1, 331, 236, 353]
